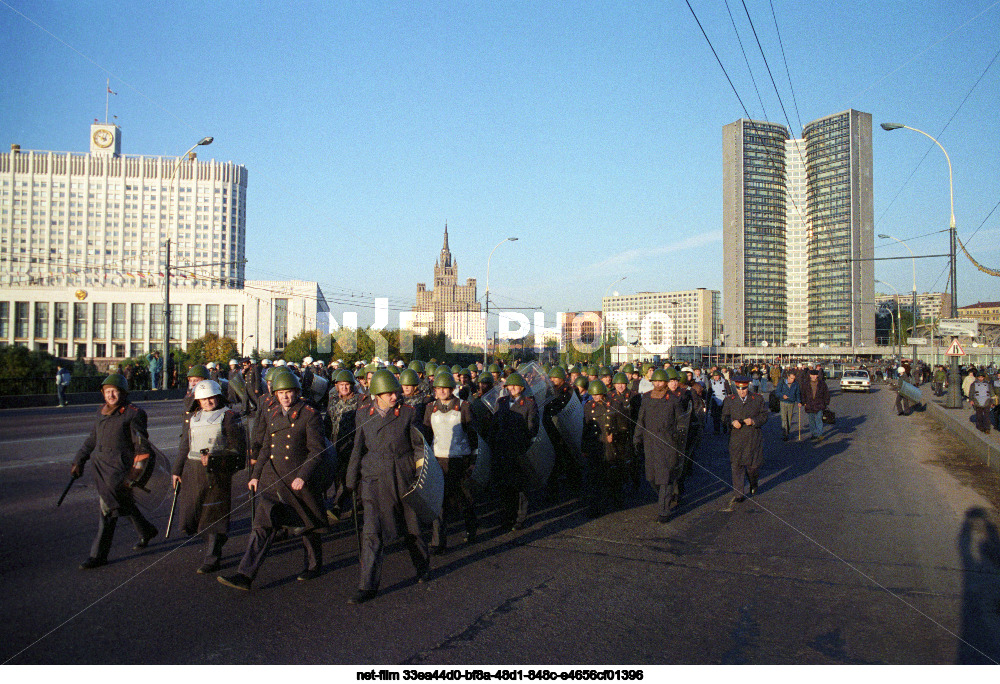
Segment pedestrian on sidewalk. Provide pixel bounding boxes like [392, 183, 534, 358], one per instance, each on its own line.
[800, 369, 830, 440]
[775, 370, 800, 441]
[969, 369, 998, 435]
[55, 364, 71, 407]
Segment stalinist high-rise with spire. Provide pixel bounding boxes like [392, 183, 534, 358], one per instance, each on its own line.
[411, 224, 484, 347]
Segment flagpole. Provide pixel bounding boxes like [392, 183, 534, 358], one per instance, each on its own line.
[105, 78, 109, 124]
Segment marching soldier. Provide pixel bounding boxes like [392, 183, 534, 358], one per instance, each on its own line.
[71, 374, 158, 569]
[326, 369, 363, 520]
[583, 380, 627, 516]
[720, 376, 769, 508]
[633, 369, 684, 523]
[492, 372, 539, 532]
[172, 380, 246, 574]
[543, 365, 580, 498]
[400, 368, 431, 426]
[346, 370, 431, 604]
[424, 371, 479, 551]
[218, 370, 329, 591]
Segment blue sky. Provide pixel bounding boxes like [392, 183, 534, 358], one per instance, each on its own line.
[2, 0, 998, 329]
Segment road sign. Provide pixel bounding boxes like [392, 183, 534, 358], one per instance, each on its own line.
[906, 337, 928, 346]
[939, 318, 978, 337]
[946, 339, 966, 356]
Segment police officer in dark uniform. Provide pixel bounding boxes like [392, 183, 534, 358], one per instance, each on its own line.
[172, 379, 246, 573]
[721, 375, 769, 508]
[346, 370, 430, 604]
[218, 370, 329, 590]
[492, 372, 538, 531]
[583, 380, 627, 516]
[633, 369, 684, 523]
[71, 374, 158, 569]
[326, 369, 363, 520]
[542, 365, 580, 498]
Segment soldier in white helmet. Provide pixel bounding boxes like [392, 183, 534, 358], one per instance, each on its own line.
[172, 380, 247, 574]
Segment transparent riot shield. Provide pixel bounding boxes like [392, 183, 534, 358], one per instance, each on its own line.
[132, 444, 175, 516]
[401, 432, 444, 526]
[551, 390, 583, 466]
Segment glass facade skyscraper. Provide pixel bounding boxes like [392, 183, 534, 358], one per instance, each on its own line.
[723, 110, 874, 347]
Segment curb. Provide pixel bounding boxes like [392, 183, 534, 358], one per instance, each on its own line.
[919, 385, 1000, 473]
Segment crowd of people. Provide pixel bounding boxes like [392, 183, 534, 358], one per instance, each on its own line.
[66, 352, 997, 603]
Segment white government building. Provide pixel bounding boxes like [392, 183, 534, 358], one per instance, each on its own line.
[0, 122, 327, 361]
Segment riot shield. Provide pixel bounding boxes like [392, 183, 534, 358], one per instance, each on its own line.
[550, 391, 583, 466]
[309, 374, 329, 405]
[132, 444, 175, 516]
[479, 383, 505, 414]
[517, 361, 553, 404]
[470, 434, 491, 491]
[518, 425, 555, 491]
[401, 432, 444, 525]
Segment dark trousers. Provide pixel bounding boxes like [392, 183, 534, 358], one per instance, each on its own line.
[431, 457, 477, 548]
[56, 384, 67, 406]
[91, 496, 156, 560]
[237, 503, 322, 580]
[587, 457, 625, 515]
[730, 459, 759, 497]
[358, 485, 428, 591]
[974, 406, 992, 433]
[710, 400, 725, 433]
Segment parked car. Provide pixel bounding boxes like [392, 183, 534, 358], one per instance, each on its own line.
[840, 369, 871, 393]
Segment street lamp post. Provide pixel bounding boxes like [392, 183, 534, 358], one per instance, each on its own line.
[483, 237, 518, 367]
[162, 136, 213, 389]
[242, 334, 254, 357]
[880, 122, 961, 407]
[879, 233, 918, 365]
[602, 276, 626, 366]
[876, 279, 902, 360]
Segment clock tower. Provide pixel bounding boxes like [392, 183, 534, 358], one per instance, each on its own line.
[90, 122, 121, 156]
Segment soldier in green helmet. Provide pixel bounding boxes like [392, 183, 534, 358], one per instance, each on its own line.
[423, 371, 479, 550]
[573, 374, 591, 402]
[492, 372, 538, 531]
[488, 363, 502, 385]
[399, 368, 430, 423]
[345, 369, 431, 604]
[219, 369, 329, 591]
[583, 380, 627, 516]
[71, 374, 158, 569]
[326, 369, 364, 521]
[543, 364, 581, 497]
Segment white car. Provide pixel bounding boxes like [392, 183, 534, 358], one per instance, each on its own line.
[840, 369, 871, 393]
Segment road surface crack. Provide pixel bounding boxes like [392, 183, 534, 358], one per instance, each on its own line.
[400, 578, 553, 664]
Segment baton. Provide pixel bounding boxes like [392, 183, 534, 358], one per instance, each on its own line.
[249, 486, 256, 525]
[165, 481, 180, 538]
[56, 475, 78, 507]
[352, 489, 362, 560]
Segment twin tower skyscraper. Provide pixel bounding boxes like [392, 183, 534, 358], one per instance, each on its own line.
[723, 109, 875, 348]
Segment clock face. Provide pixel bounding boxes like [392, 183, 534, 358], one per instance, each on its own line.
[92, 129, 113, 148]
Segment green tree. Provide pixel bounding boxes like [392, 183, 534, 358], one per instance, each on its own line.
[185, 332, 239, 367]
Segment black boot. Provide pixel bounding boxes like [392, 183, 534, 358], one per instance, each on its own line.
[84, 513, 117, 566]
[197, 534, 227, 574]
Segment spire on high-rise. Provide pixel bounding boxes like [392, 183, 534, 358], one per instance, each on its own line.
[439, 222, 452, 268]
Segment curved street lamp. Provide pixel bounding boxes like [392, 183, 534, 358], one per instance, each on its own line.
[162, 136, 213, 388]
[876, 279, 902, 360]
[483, 237, 518, 366]
[880, 122, 960, 407]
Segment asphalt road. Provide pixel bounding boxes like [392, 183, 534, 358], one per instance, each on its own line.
[1, 388, 999, 665]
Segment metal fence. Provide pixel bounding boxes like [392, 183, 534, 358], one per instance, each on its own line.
[0, 375, 107, 397]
